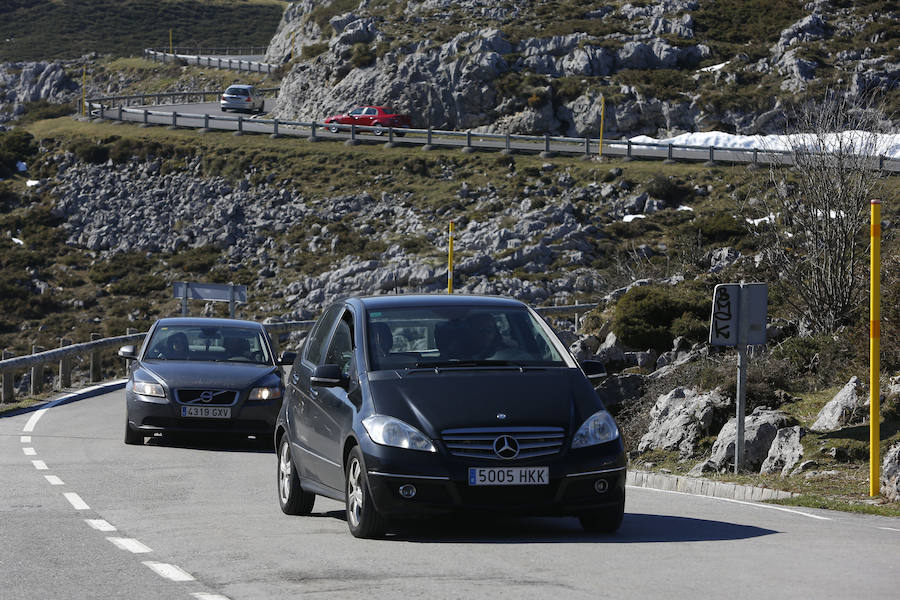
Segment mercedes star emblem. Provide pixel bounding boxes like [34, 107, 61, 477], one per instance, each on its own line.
[493, 435, 519, 459]
[496, 413, 507, 420]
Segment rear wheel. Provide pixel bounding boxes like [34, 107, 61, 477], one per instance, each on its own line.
[345, 446, 387, 538]
[328, 124, 339, 133]
[372, 123, 385, 136]
[579, 501, 624, 534]
[278, 436, 315, 515]
[124, 420, 143, 445]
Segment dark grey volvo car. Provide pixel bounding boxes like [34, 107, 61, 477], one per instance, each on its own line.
[120, 317, 292, 445]
[275, 295, 625, 538]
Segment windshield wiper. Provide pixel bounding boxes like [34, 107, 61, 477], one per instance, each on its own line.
[412, 359, 524, 369]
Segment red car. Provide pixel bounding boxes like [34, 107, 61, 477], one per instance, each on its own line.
[323, 106, 412, 135]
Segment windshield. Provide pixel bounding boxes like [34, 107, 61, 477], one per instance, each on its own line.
[366, 305, 567, 371]
[145, 325, 272, 364]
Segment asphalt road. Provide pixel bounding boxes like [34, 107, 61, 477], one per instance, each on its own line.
[2, 389, 898, 600]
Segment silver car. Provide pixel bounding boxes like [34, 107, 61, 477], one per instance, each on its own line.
[220, 84, 264, 113]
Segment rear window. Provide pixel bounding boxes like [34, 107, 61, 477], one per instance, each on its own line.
[225, 87, 249, 96]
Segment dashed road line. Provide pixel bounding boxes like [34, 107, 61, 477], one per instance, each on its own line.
[191, 593, 232, 600]
[32, 459, 48, 470]
[44, 475, 64, 485]
[63, 492, 90, 510]
[108, 537, 153, 554]
[86, 519, 117, 532]
[23, 447, 36, 455]
[20, 435, 31, 443]
[878, 526, 900, 532]
[628, 484, 832, 521]
[142, 561, 195, 582]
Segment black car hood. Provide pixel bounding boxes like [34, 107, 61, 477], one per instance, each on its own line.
[140, 360, 277, 389]
[367, 368, 602, 437]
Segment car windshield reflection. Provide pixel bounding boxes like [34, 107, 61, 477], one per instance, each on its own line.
[144, 325, 273, 364]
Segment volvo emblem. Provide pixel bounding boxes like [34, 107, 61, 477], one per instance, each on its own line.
[493, 435, 519, 459]
[199, 390, 216, 403]
[496, 413, 507, 420]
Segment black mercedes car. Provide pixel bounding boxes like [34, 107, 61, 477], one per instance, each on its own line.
[119, 317, 294, 445]
[275, 295, 625, 538]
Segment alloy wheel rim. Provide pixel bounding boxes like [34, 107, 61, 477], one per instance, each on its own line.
[347, 458, 363, 528]
[279, 442, 291, 504]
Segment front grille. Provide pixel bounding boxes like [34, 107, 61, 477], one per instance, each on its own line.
[175, 389, 239, 406]
[441, 427, 566, 460]
[456, 483, 559, 507]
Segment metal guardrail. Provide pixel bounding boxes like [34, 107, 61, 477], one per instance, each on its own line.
[144, 49, 280, 74]
[0, 306, 599, 404]
[81, 94, 900, 171]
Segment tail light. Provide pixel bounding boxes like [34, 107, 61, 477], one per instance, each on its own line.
[246, 97, 252, 102]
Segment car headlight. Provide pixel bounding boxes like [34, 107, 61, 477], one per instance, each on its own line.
[249, 386, 282, 401]
[362, 415, 436, 452]
[571, 410, 619, 449]
[134, 381, 165, 397]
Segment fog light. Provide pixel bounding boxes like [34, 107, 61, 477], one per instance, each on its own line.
[594, 479, 608, 493]
[399, 484, 417, 498]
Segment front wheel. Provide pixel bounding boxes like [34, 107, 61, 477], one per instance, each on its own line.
[328, 124, 339, 133]
[579, 501, 624, 534]
[278, 436, 315, 515]
[372, 123, 384, 136]
[345, 446, 387, 538]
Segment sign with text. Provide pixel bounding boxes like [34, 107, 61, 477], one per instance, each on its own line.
[173, 282, 247, 304]
[709, 283, 767, 347]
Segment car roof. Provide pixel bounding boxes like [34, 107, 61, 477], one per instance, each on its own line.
[349, 294, 528, 311]
[152, 317, 265, 329]
[225, 84, 254, 90]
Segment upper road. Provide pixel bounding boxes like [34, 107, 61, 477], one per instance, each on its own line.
[2, 389, 897, 600]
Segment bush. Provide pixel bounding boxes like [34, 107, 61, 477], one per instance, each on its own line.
[679, 213, 746, 245]
[15, 100, 75, 124]
[612, 284, 709, 352]
[69, 140, 109, 164]
[646, 174, 693, 204]
[350, 43, 375, 68]
[301, 42, 328, 60]
[0, 129, 38, 177]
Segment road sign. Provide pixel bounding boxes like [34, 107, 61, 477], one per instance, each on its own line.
[709, 283, 768, 474]
[173, 282, 246, 318]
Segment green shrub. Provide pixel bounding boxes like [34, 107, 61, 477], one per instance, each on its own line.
[612, 284, 709, 352]
[679, 213, 746, 245]
[646, 174, 693, 204]
[168, 246, 221, 273]
[301, 42, 328, 60]
[350, 43, 375, 68]
[69, 140, 109, 164]
[0, 129, 38, 176]
[15, 100, 74, 124]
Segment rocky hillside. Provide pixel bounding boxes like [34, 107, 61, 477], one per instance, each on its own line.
[269, 0, 899, 137]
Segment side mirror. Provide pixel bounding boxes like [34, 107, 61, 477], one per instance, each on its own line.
[118, 345, 137, 360]
[310, 364, 348, 388]
[279, 351, 297, 366]
[580, 359, 607, 382]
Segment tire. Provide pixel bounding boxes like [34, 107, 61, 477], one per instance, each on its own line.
[221, 108, 228, 112]
[329, 124, 339, 133]
[124, 420, 143, 445]
[278, 436, 315, 515]
[258, 101, 265, 113]
[579, 500, 625, 534]
[345, 446, 387, 538]
[372, 123, 384, 136]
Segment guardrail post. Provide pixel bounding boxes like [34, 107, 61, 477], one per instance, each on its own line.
[422, 127, 434, 151]
[30, 345, 45, 396]
[169, 110, 178, 129]
[98, 104, 105, 120]
[309, 122, 319, 142]
[346, 123, 358, 146]
[1, 349, 14, 403]
[90, 333, 102, 382]
[235, 115, 243, 136]
[540, 133, 554, 158]
[502, 132, 512, 155]
[385, 126, 395, 148]
[462, 130, 474, 154]
[199, 113, 209, 133]
[228, 59, 233, 69]
[625, 139, 633, 161]
[879, 155, 885, 170]
[664, 143, 675, 164]
[271, 118, 280, 139]
[58, 338, 72, 389]
[705, 145, 717, 167]
[218, 58, 222, 69]
[142, 109, 149, 127]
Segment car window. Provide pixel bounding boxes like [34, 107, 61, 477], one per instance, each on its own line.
[303, 304, 343, 365]
[144, 325, 272, 364]
[349, 107, 364, 115]
[324, 315, 354, 376]
[225, 87, 248, 96]
[366, 306, 567, 371]
[364, 107, 377, 116]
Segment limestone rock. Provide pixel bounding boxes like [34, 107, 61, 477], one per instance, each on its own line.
[760, 426, 804, 476]
[708, 408, 792, 472]
[638, 387, 731, 458]
[810, 376, 867, 432]
[880, 443, 900, 502]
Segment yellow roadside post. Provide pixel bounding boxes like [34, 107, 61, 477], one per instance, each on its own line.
[81, 65, 86, 117]
[870, 199, 881, 497]
[447, 221, 454, 293]
[598, 94, 605, 158]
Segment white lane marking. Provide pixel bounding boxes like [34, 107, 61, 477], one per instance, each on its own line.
[23, 447, 36, 456]
[63, 492, 90, 510]
[20, 435, 31, 443]
[32, 460, 48, 470]
[142, 561, 195, 582]
[86, 519, 117, 532]
[22, 380, 127, 432]
[878, 527, 900, 532]
[627, 484, 832, 521]
[44, 475, 64, 485]
[191, 594, 232, 600]
[107, 537, 152, 554]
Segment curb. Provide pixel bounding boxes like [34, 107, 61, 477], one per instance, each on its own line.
[627, 469, 797, 501]
[1, 380, 127, 418]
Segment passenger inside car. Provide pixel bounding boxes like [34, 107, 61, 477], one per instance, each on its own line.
[166, 333, 190, 360]
[370, 322, 394, 358]
[224, 337, 252, 361]
[466, 313, 510, 359]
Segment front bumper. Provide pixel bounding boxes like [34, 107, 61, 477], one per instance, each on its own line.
[126, 391, 280, 436]
[359, 436, 626, 518]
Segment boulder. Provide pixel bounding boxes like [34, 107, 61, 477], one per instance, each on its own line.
[880, 443, 900, 502]
[638, 387, 731, 458]
[760, 426, 804, 476]
[595, 373, 644, 411]
[707, 408, 792, 472]
[810, 376, 867, 432]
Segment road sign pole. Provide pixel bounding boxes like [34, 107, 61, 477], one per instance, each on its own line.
[734, 282, 751, 473]
[870, 200, 881, 496]
[447, 221, 454, 294]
